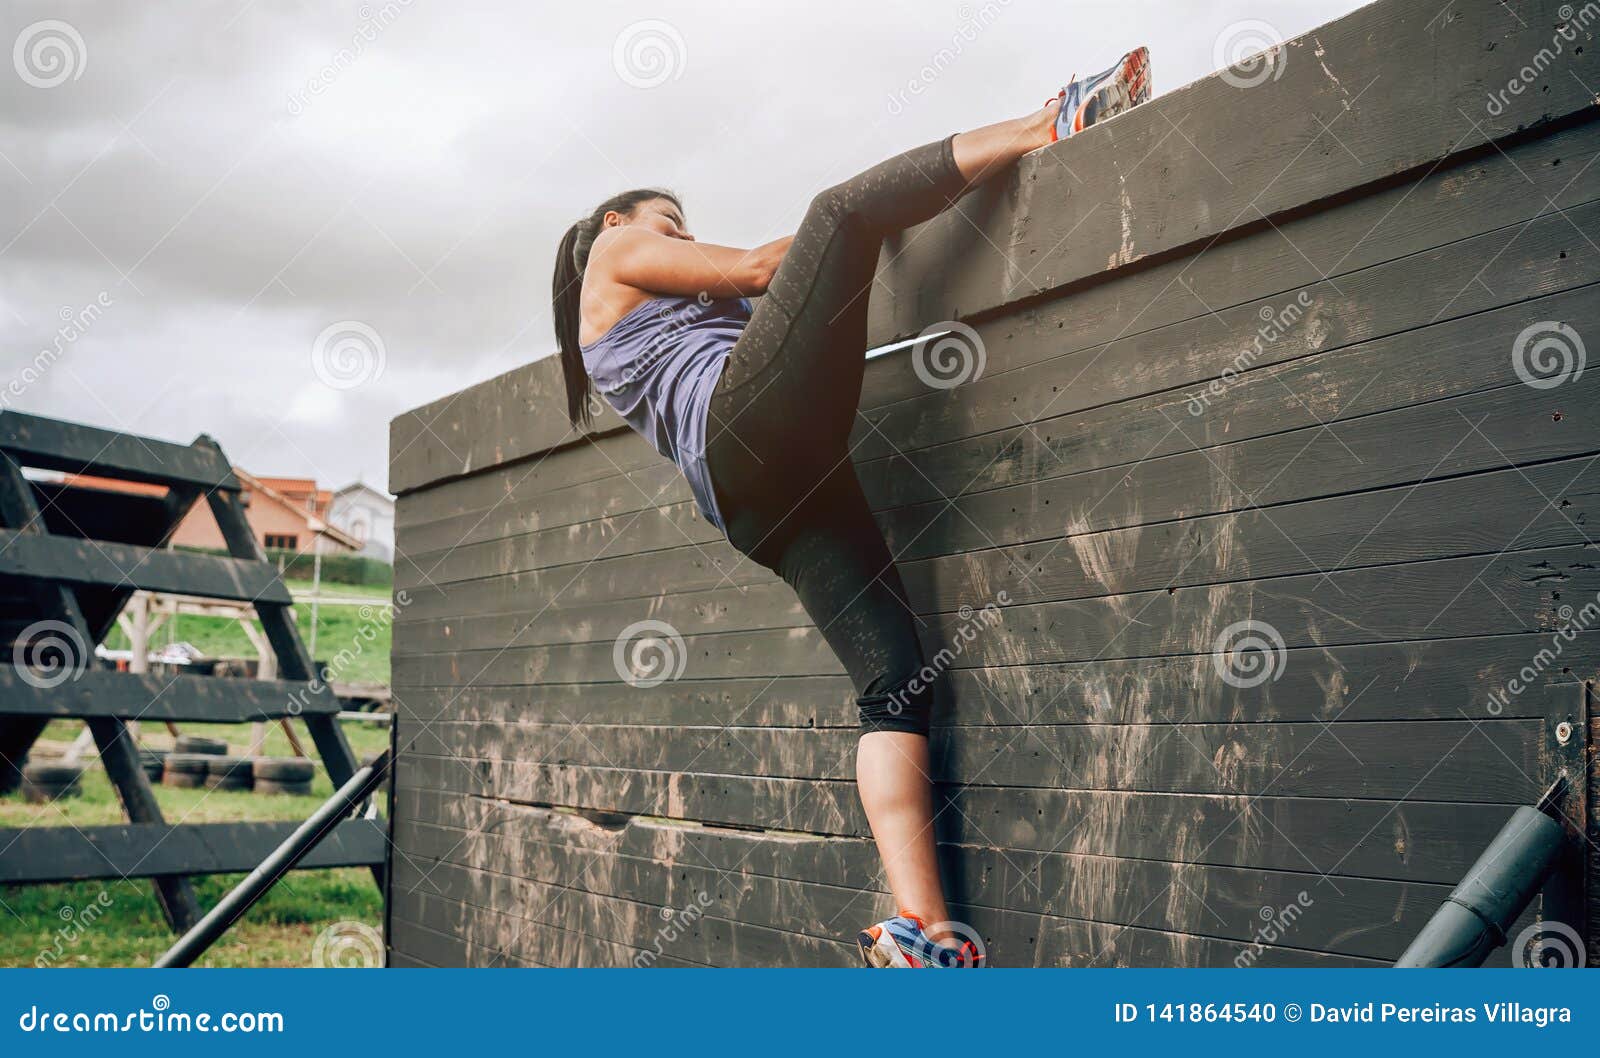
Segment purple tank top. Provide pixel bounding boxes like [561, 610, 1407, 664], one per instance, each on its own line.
[580, 294, 749, 530]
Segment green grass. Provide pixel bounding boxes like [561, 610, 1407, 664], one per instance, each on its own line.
[101, 579, 396, 685]
[1, 719, 393, 968]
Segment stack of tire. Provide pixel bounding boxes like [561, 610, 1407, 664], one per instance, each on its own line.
[162, 734, 230, 789]
[253, 757, 315, 796]
[20, 761, 85, 803]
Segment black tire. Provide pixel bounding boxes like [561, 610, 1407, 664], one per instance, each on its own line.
[205, 756, 254, 791]
[174, 735, 228, 755]
[22, 778, 82, 803]
[21, 762, 85, 785]
[252, 757, 315, 782]
[254, 777, 314, 796]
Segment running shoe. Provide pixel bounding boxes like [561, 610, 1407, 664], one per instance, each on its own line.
[856, 911, 985, 968]
[1053, 46, 1151, 140]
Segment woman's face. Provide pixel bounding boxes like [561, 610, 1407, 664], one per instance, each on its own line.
[608, 197, 692, 241]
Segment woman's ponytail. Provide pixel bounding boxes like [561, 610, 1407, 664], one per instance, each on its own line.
[552, 187, 681, 431]
[553, 220, 591, 429]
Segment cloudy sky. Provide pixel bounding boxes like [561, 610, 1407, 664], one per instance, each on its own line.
[0, 0, 1369, 495]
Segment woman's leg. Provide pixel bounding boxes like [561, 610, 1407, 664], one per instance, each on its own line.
[704, 103, 1054, 939]
[767, 463, 954, 931]
[710, 101, 1059, 477]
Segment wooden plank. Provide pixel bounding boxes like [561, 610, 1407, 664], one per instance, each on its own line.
[393, 424, 667, 534]
[394, 753, 1513, 883]
[393, 803, 1429, 960]
[401, 717, 1543, 803]
[0, 412, 236, 490]
[0, 531, 291, 602]
[0, 819, 386, 883]
[929, 546, 1600, 671]
[0, 665, 340, 720]
[884, 373, 1599, 560]
[391, 544, 1600, 689]
[391, 632, 1589, 730]
[858, 281, 1600, 513]
[394, 816, 1386, 966]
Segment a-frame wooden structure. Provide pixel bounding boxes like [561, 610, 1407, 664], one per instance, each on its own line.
[0, 411, 384, 931]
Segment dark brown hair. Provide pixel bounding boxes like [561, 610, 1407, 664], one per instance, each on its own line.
[552, 189, 681, 428]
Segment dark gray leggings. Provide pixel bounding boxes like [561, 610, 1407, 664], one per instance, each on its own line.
[703, 135, 967, 736]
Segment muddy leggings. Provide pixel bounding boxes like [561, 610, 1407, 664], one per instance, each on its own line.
[703, 135, 968, 737]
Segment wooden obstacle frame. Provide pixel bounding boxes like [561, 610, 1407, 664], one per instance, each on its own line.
[0, 412, 385, 932]
[386, 0, 1598, 967]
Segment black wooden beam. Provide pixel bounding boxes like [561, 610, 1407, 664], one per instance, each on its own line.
[0, 530, 291, 603]
[0, 411, 237, 490]
[0, 818, 387, 884]
[0, 665, 340, 721]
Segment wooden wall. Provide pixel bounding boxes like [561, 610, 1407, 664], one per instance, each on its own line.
[387, 0, 1599, 968]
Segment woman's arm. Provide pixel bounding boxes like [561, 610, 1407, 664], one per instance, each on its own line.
[589, 227, 793, 299]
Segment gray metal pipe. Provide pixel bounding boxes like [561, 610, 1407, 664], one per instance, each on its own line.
[1393, 788, 1567, 968]
[153, 749, 390, 968]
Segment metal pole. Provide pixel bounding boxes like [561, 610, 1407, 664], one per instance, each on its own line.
[1393, 778, 1569, 968]
[153, 748, 390, 968]
[307, 544, 323, 660]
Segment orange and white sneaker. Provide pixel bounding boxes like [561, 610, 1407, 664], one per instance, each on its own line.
[1053, 46, 1152, 140]
[856, 911, 985, 968]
